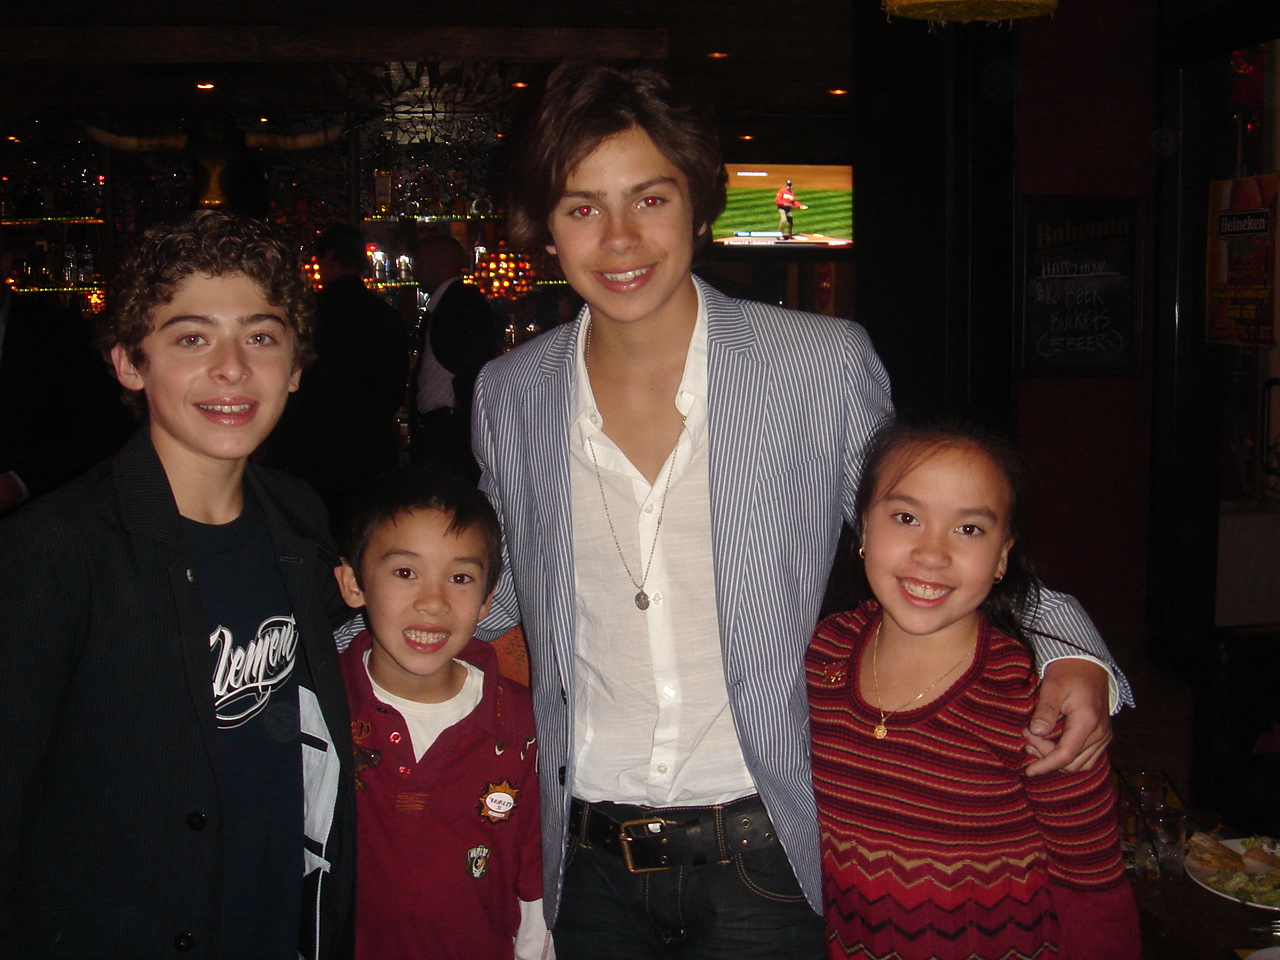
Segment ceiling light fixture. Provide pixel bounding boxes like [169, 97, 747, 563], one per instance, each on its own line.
[883, 0, 1056, 21]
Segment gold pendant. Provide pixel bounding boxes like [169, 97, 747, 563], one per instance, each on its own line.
[873, 723, 887, 739]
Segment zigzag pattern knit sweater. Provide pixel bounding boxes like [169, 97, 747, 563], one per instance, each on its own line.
[806, 603, 1136, 960]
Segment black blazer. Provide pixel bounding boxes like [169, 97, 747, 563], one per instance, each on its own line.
[0, 429, 355, 959]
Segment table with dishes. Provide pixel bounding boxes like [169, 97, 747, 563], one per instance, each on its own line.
[1120, 772, 1280, 959]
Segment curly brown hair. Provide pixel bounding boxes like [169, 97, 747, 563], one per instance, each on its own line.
[101, 210, 315, 370]
[507, 61, 727, 252]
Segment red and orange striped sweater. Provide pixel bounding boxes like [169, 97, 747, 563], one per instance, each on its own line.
[806, 603, 1138, 960]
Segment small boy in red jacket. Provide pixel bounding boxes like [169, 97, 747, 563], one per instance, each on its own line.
[336, 467, 549, 960]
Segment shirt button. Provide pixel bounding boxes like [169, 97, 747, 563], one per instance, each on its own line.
[656, 763, 669, 775]
[186, 569, 194, 583]
[389, 732, 402, 744]
[650, 592, 664, 604]
[173, 932, 195, 952]
[661, 684, 676, 699]
[644, 503, 655, 514]
[398, 765, 411, 776]
[589, 412, 600, 426]
[185, 810, 207, 831]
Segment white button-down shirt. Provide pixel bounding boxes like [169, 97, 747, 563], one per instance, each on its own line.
[568, 288, 756, 807]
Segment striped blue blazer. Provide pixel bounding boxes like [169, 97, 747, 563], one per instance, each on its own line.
[471, 278, 1126, 917]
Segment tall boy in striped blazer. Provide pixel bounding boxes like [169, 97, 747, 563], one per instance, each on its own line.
[472, 61, 1129, 959]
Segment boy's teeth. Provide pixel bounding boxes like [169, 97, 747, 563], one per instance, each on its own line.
[903, 581, 950, 600]
[405, 629, 447, 643]
[603, 268, 646, 282]
[200, 403, 251, 413]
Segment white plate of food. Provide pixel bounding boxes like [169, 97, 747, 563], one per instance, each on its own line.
[1184, 833, 1280, 911]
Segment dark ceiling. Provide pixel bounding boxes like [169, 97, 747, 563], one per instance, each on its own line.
[1, 2, 853, 164]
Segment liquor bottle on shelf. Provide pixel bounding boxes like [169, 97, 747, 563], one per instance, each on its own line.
[61, 245, 78, 286]
[373, 167, 395, 217]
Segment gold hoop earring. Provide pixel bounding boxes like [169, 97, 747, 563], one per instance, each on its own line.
[858, 545, 866, 560]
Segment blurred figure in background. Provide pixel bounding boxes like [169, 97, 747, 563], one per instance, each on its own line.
[409, 234, 503, 481]
[270, 223, 407, 524]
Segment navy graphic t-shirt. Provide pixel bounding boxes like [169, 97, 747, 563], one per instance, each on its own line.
[184, 491, 306, 960]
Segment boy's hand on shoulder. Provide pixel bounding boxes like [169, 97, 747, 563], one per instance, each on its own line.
[1023, 658, 1112, 776]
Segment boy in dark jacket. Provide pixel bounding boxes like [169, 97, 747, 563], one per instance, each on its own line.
[0, 210, 355, 960]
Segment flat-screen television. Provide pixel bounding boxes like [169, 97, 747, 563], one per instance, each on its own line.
[712, 164, 853, 248]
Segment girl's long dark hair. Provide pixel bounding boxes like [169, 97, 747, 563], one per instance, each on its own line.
[853, 412, 1043, 648]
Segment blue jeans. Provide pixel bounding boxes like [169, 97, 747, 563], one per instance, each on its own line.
[553, 804, 825, 959]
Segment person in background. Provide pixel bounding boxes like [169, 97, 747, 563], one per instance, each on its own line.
[471, 60, 1129, 958]
[807, 413, 1138, 960]
[0, 210, 355, 959]
[271, 222, 407, 522]
[336, 466, 550, 960]
[410, 234, 503, 480]
[0, 226, 130, 515]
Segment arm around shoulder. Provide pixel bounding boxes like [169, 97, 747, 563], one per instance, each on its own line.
[837, 319, 894, 524]
[472, 369, 521, 640]
[1023, 588, 1132, 775]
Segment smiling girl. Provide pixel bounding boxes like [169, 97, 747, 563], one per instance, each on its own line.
[806, 415, 1139, 960]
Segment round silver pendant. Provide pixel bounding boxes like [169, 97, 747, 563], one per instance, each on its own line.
[635, 590, 650, 610]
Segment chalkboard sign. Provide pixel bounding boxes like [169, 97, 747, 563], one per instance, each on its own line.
[1020, 196, 1143, 376]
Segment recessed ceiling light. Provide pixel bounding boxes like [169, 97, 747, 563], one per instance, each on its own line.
[196, 83, 215, 90]
[259, 117, 269, 123]
[738, 135, 754, 141]
[707, 52, 729, 59]
[511, 81, 529, 89]
[827, 88, 848, 96]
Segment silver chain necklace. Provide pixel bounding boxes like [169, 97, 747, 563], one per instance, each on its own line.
[584, 321, 685, 611]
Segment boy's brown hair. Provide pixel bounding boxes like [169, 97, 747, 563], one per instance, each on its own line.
[507, 60, 727, 251]
[101, 209, 315, 370]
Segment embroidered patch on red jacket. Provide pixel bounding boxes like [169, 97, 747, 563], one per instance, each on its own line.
[467, 844, 491, 878]
[477, 779, 519, 823]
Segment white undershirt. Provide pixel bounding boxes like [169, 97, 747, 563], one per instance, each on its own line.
[568, 287, 756, 808]
[365, 652, 483, 762]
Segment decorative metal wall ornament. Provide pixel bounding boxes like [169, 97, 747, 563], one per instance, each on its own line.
[374, 60, 522, 146]
[882, 0, 1057, 22]
[360, 60, 526, 219]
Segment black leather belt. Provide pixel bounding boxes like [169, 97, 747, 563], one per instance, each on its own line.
[569, 795, 778, 874]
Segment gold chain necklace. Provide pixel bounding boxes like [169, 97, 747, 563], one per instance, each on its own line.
[869, 622, 974, 739]
[584, 321, 685, 611]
